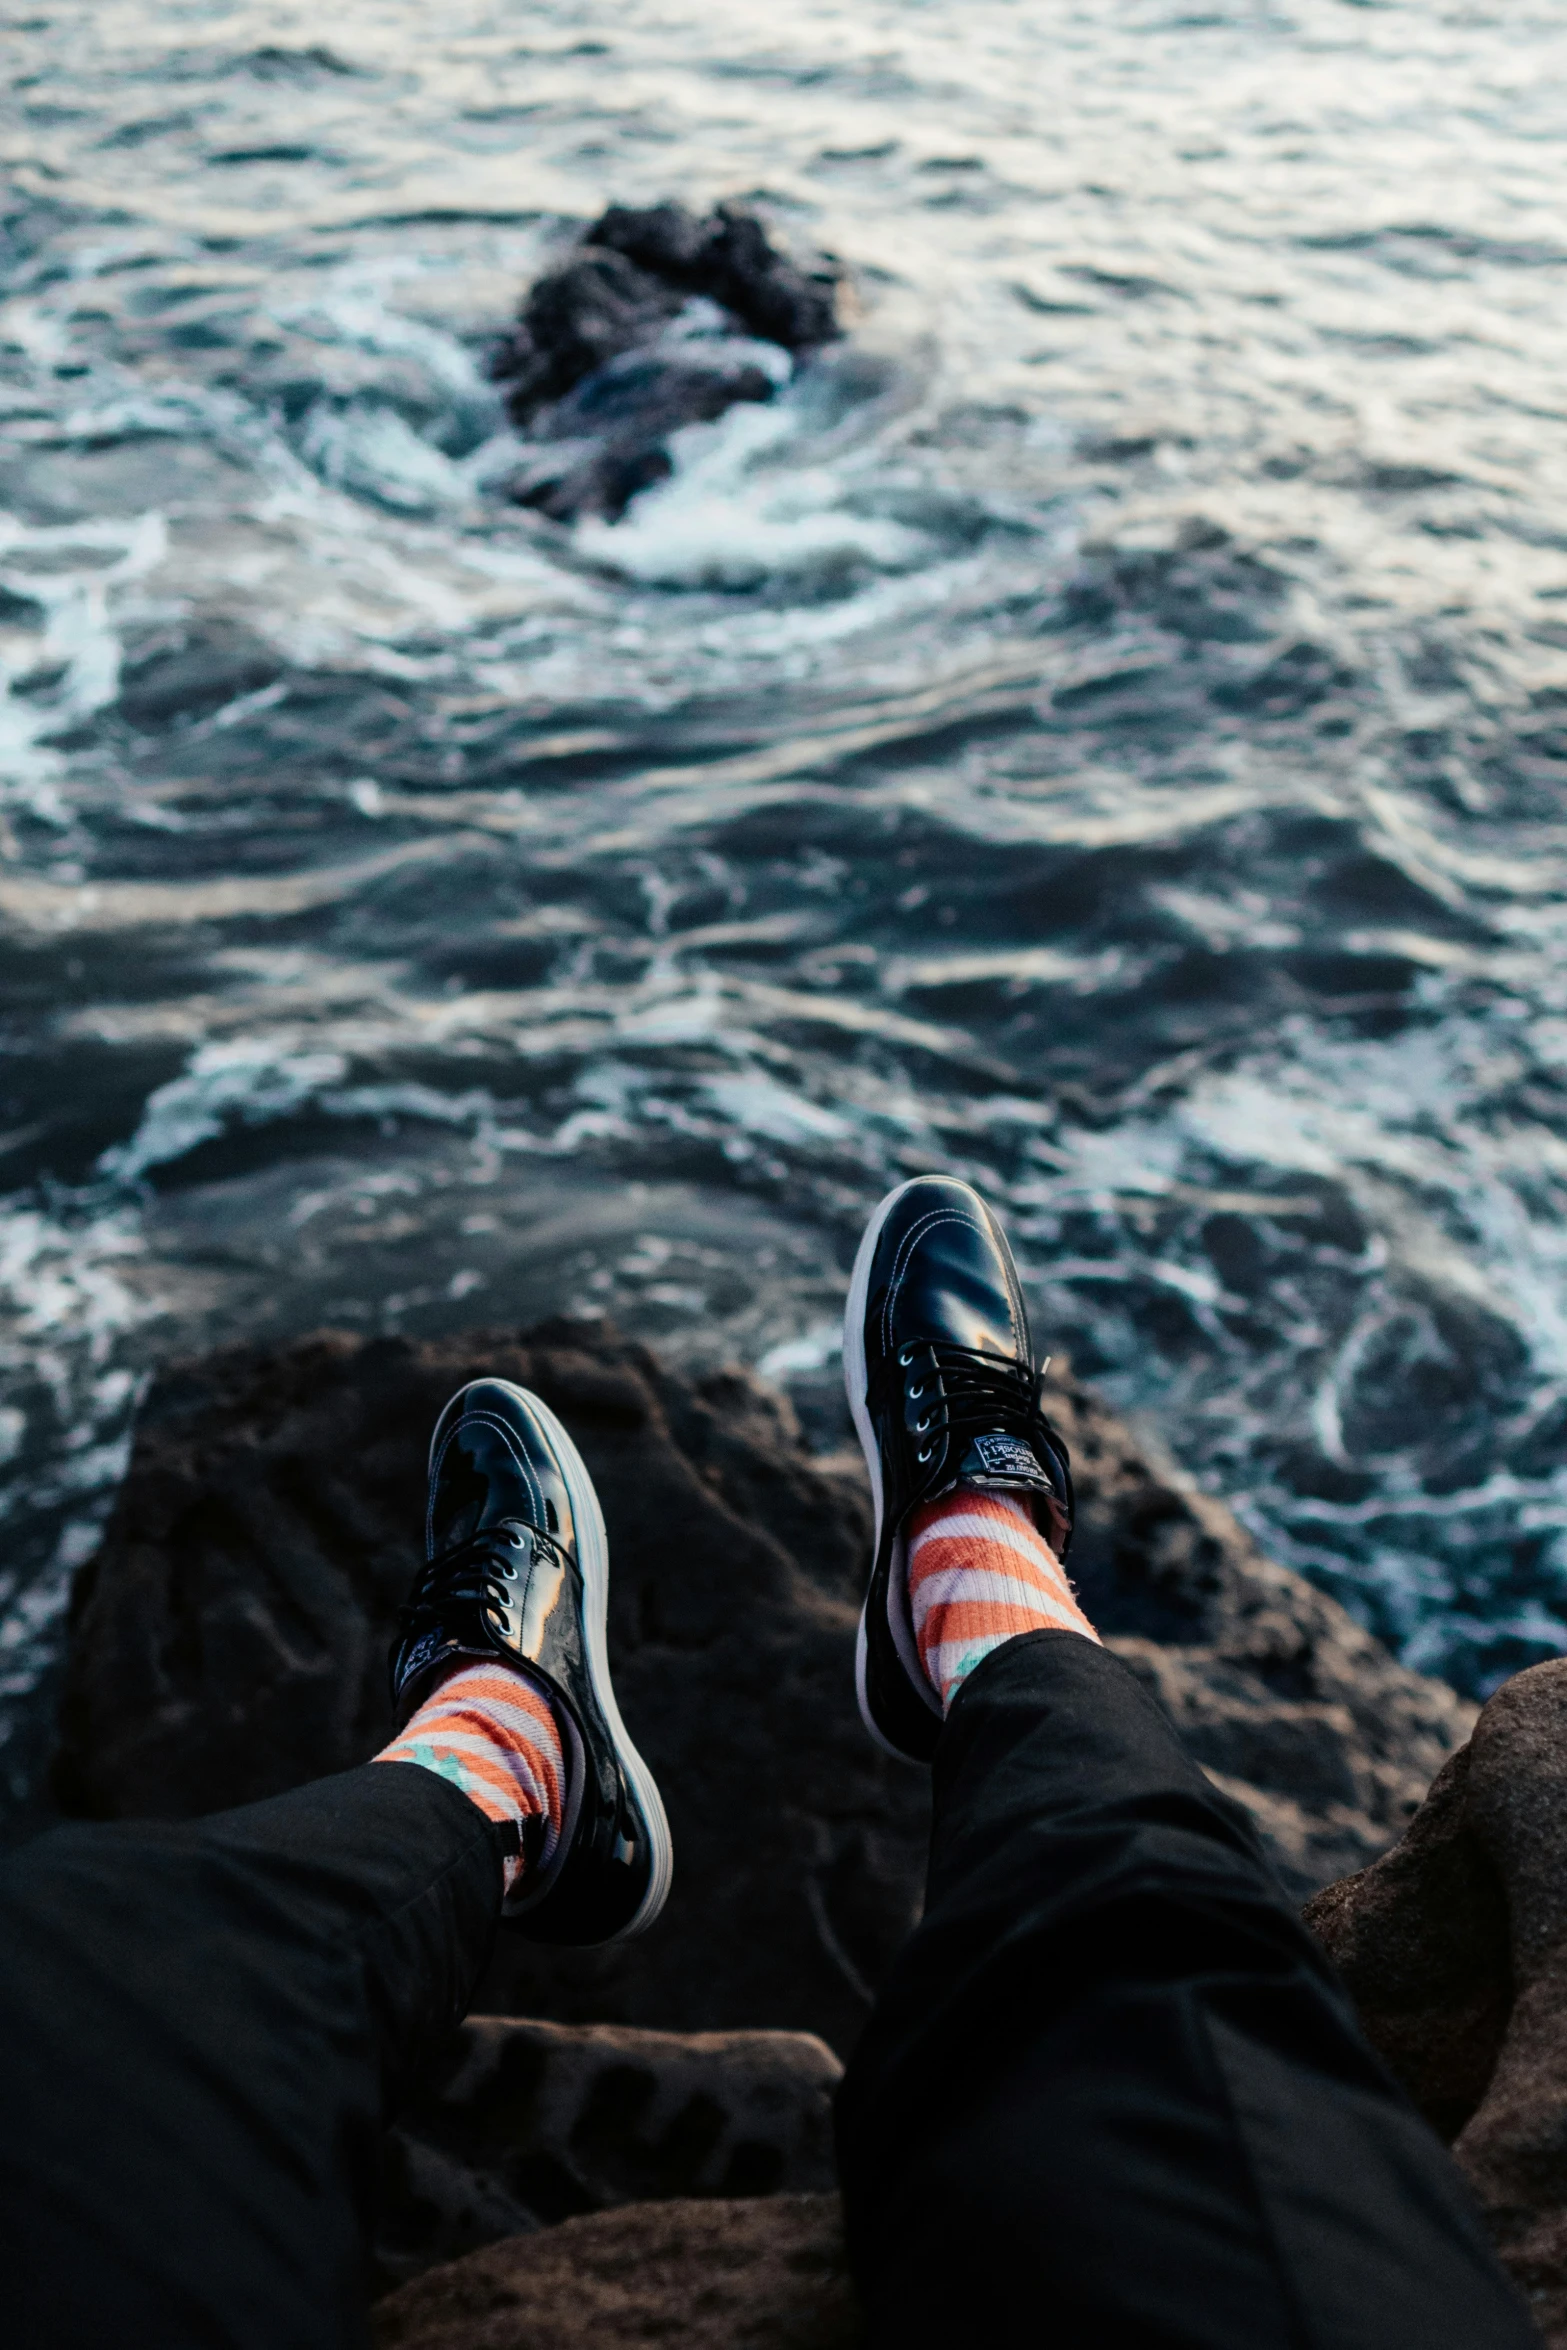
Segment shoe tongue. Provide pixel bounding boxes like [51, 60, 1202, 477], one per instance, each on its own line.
[959, 1431, 1052, 1489]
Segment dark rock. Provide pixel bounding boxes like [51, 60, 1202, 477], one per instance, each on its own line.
[514, 439, 677, 525]
[489, 203, 841, 522]
[1306, 1659, 1567, 2343]
[512, 350, 775, 525]
[588, 204, 842, 354]
[376, 2016, 841, 2289]
[54, 1321, 1471, 2056]
[372, 2192, 855, 2350]
[1302, 1744, 1509, 2141]
[492, 247, 687, 422]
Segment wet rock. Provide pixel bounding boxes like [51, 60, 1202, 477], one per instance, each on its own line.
[1305, 1659, 1567, 2342]
[494, 205, 840, 421]
[54, 1322, 1471, 2055]
[490, 203, 840, 521]
[587, 205, 842, 355]
[376, 2016, 842, 2290]
[511, 346, 776, 524]
[373, 2192, 856, 2350]
[494, 246, 688, 422]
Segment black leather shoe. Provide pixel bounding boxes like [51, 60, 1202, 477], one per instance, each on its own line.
[843, 1175, 1075, 1762]
[389, 1379, 672, 1945]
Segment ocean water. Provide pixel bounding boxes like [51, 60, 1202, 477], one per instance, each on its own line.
[5, 0, 1567, 1811]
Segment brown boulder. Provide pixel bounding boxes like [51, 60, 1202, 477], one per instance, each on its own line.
[1306, 1658, 1567, 2342]
[53, 1320, 1471, 2050]
[372, 2193, 856, 2350]
[378, 2017, 841, 2290]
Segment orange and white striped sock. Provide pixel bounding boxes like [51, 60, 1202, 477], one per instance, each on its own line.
[907, 1485, 1100, 1710]
[374, 1661, 565, 1893]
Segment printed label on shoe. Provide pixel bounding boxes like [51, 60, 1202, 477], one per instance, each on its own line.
[400, 1630, 446, 1684]
[972, 1433, 1045, 1481]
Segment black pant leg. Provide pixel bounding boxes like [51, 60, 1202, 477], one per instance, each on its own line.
[0, 1761, 503, 2350]
[836, 1632, 1536, 2350]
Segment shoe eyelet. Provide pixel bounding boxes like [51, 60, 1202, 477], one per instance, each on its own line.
[898, 1347, 917, 1367]
[916, 1445, 933, 1463]
[908, 1381, 924, 1400]
[915, 1414, 931, 1432]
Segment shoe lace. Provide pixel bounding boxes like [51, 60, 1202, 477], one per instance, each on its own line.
[874, 1339, 1074, 1538]
[398, 1519, 561, 1642]
[893, 1338, 1035, 1442]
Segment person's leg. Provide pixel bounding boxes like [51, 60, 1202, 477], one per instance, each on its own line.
[0, 1373, 672, 2350]
[0, 1761, 502, 2350]
[839, 1174, 1537, 2350]
[836, 1631, 1537, 2350]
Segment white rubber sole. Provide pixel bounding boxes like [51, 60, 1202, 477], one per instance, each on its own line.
[434, 1382, 674, 1942]
[843, 1178, 946, 1759]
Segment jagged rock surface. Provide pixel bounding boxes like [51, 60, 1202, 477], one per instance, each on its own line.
[54, 1320, 1471, 2054]
[495, 203, 841, 419]
[490, 202, 841, 521]
[1306, 1658, 1567, 2345]
[373, 2193, 855, 2350]
[377, 2018, 842, 2292]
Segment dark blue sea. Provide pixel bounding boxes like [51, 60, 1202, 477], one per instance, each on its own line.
[5, 0, 1567, 1811]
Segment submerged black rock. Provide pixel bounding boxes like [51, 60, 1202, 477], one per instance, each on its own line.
[588, 205, 842, 357]
[490, 203, 842, 523]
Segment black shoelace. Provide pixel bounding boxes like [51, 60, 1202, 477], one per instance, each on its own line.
[894, 1339, 1035, 1446]
[398, 1518, 560, 1643]
[873, 1339, 1074, 1535]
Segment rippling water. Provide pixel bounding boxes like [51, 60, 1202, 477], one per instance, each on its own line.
[5, 0, 1567, 1810]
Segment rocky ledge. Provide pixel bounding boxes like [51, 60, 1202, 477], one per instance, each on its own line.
[60, 1318, 1567, 2336]
[1309, 1656, 1567, 2343]
[375, 2193, 854, 2350]
[53, 1319, 1469, 2038]
[376, 2016, 842, 2294]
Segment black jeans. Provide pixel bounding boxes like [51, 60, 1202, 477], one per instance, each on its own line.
[0, 1761, 502, 2350]
[836, 1633, 1535, 2349]
[0, 1641, 1535, 2349]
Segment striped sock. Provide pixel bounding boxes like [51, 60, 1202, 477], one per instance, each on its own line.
[374, 1661, 566, 1893]
[907, 1484, 1100, 1710]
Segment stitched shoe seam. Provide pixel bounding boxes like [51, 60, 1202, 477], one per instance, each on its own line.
[428, 1411, 549, 1552]
[882, 1208, 1020, 1359]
